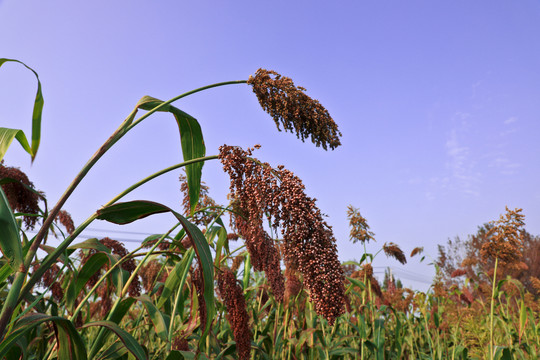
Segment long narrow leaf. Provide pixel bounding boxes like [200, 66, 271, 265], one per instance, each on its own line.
[135, 295, 169, 341]
[0, 58, 44, 161]
[0, 188, 22, 270]
[0, 128, 32, 162]
[83, 321, 147, 360]
[0, 314, 86, 360]
[135, 96, 205, 214]
[96, 200, 215, 341]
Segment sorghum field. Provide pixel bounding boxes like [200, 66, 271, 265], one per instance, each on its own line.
[0, 59, 539, 360]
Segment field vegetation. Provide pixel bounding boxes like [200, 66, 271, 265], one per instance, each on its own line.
[0, 59, 539, 359]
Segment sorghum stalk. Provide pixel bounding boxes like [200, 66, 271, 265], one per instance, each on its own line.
[489, 257, 499, 360]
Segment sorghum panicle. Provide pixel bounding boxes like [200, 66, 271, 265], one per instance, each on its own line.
[192, 267, 207, 331]
[217, 268, 252, 360]
[247, 69, 342, 151]
[480, 207, 525, 265]
[0, 162, 41, 229]
[383, 242, 407, 265]
[410, 246, 424, 258]
[220, 145, 345, 324]
[56, 209, 75, 235]
[80, 237, 141, 297]
[347, 205, 375, 244]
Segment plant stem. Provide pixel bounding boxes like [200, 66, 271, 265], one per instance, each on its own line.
[127, 80, 247, 131]
[489, 257, 499, 360]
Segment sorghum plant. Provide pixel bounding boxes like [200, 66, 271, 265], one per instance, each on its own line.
[0, 58, 345, 359]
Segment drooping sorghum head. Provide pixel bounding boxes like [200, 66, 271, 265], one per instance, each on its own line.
[247, 69, 342, 151]
[410, 247, 424, 258]
[0, 162, 41, 229]
[233, 215, 285, 301]
[383, 242, 407, 265]
[192, 266, 207, 331]
[217, 268, 252, 360]
[219, 145, 345, 324]
[284, 268, 302, 304]
[56, 210, 75, 235]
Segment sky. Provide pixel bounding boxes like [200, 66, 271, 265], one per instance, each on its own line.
[1, 1, 539, 290]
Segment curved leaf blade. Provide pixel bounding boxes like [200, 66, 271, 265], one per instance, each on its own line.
[135, 295, 169, 341]
[0, 188, 22, 270]
[0, 314, 86, 360]
[136, 96, 205, 213]
[0, 58, 44, 161]
[97, 200, 215, 340]
[0, 128, 32, 162]
[83, 320, 147, 360]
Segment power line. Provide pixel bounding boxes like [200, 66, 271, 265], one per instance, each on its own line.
[85, 227, 157, 236]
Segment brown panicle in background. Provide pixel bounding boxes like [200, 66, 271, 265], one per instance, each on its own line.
[451, 268, 468, 278]
[247, 69, 342, 151]
[284, 268, 302, 305]
[383, 242, 407, 265]
[33, 262, 64, 302]
[179, 172, 218, 226]
[220, 145, 345, 324]
[347, 205, 375, 244]
[410, 247, 424, 258]
[0, 161, 42, 229]
[140, 260, 163, 294]
[56, 210, 75, 235]
[217, 268, 252, 360]
[230, 254, 245, 273]
[480, 207, 525, 266]
[351, 263, 383, 300]
[80, 237, 141, 297]
[192, 266, 207, 331]
[233, 216, 285, 301]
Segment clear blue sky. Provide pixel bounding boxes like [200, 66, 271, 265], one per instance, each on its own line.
[1, 0, 539, 289]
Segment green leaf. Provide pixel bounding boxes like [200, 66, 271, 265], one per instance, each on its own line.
[346, 276, 366, 292]
[135, 295, 169, 341]
[0, 128, 32, 162]
[158, 249, 195, 309]
[493, 346, 511, 360]
[66, 252, 110, 309]
[329, 348, 359, 356]
[0, 314, 86, 360]
[96, 201, 169, 224]
[96, 341, 128, 360]
[67, 238, 111, 253]
[0, 187, 22, 270]
[213, 227, 228, 269]
[0, 261, 14, 284]
[83, 321, 147, 360]
[243, 253, 251, 291]
[135, 96, 205, 214]
[97, 200, 215, 342]
[0, 58, 44, 161]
